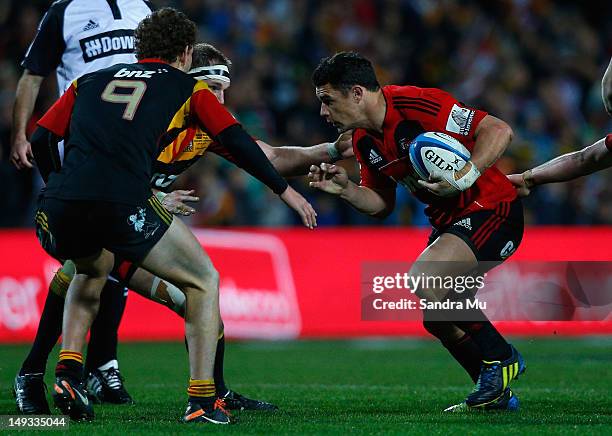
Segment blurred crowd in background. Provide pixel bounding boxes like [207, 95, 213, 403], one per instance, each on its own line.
[1, 0, 611, 228]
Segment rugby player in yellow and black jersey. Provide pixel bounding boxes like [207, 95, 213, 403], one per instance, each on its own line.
[137, 43, 354, 410]
[29, 8, 316, 425]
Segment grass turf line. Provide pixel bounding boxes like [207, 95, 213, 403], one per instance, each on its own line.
[1, 338, 611, 434]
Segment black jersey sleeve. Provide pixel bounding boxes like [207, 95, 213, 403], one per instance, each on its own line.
[21, 3, 67, 76]
[31, 126, 61, 183]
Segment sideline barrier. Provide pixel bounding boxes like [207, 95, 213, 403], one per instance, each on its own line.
[1, 227, 611, 342]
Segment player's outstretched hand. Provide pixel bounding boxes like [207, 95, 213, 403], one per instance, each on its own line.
[280, 186, 317, 229]
[308, 163, 348, 195]
[418, 170, 460, 197]
[10, 138, 34, 169]
[334, 131, 354, 159]
[507, 172, 532, 197]
[161, 190, 199, 216]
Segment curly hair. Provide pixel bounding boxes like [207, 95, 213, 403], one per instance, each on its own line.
[134, 8, 196, 63]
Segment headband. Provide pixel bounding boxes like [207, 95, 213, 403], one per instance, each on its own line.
[188, 64, 230, 88]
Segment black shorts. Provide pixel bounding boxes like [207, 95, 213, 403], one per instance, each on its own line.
[109, 257, 140, 285]
[35, 194, 173, 264]
[427, 198, 524, 262]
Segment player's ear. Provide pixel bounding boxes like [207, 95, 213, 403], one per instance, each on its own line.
[352, 86, 364, 103]
[178, 45, 193, 70]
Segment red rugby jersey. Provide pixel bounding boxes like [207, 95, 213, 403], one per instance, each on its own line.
[353, 85, 517, 228]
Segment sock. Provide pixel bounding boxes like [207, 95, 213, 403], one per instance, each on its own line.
[86, 280, 128, 371]
[49, 264, 73, 298]
[56, 350, 84, 379]
[188, 379, 216, 407]
[20, 289, 65, 375]
[441, 334, 483, 383]
[214, 332, 228, 395]
[453, 321, 512, 361]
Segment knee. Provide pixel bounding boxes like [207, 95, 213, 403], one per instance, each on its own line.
[186, 265, 220, 298]
[207, 267, 220, 292]
[67, 275, 104, 307]
[413, 282, 441, 301]
[73, 252, 114, 279]
[423, 320, 464, 343]
[197, 265, 219, 296]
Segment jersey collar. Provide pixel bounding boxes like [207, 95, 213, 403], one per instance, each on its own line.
[380, 86, 392, 131]
[138, 58, 168, 64]
[365, 86, 389, 138]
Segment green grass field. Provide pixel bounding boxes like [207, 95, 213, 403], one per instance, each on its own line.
[1, 338, 611, 435]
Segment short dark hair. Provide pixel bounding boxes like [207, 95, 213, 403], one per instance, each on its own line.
[312, 51, 380, 94]
[192, 43, 232, 68]
[134, 8, 197, 63]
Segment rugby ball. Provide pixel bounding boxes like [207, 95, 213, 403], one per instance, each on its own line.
[408, 132, 470, 180]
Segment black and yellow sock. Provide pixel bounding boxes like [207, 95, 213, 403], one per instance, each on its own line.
[188, 379, 216, 407]
[49, 264, 73, 298]
[56, 350, 84, 379]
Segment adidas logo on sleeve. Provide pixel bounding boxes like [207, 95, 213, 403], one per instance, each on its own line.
[83, 20, 99, 32]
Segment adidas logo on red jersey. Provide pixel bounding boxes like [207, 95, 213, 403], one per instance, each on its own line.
[454, 217, 472, 231]
[369, 149, 382, 164]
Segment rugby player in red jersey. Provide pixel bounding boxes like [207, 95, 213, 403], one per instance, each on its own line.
[308, 52, 525, 411]
[509, 58, 612, 194]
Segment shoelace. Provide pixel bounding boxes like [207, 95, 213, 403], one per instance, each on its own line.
[101, 368, 124, 390]
[214, 398, 231, 416]
[88, 373, 102, 393]
[473, 363, 499, 393]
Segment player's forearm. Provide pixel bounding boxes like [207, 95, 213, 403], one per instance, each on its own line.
[471, 116, 513, 173]
[526, 137, 612, 186]
[340, 182, 389, 216]
[602, 58, 612, 116]
[217, 125, 288, 194]
[261, 141, 334, 177]
[12, 72, 44, 141]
